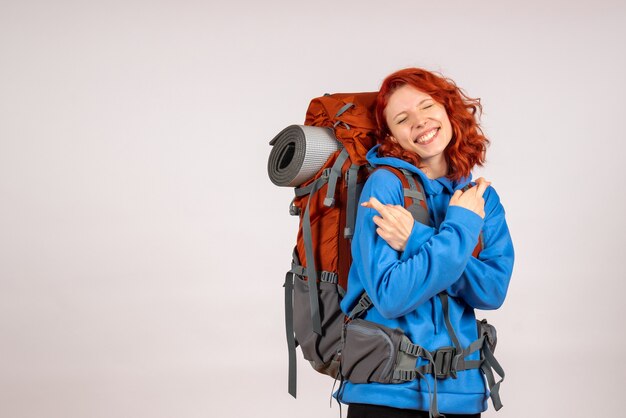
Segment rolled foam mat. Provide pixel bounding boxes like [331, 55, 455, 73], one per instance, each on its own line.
[268, 125, 342, 187]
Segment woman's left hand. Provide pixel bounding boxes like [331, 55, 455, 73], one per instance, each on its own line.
[361, 197, 414, 252]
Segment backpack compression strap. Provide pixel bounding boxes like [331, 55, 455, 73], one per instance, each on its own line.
[285, 251, 340, 399]
[294, 148, 350, 336]
[286, 147, 358, 397]
[284, 248, 299, 398]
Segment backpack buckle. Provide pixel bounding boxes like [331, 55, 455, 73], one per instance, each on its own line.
[433, 346, 458, 379]
[289, 199, 300, 216]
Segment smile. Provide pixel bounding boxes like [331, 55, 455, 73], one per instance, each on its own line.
[414, 128, 439, 145]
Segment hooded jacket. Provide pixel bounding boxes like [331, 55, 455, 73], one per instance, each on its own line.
[338, 145, 515, 414]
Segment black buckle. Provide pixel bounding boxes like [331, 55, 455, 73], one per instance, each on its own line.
[289, 199, 300, 216]
[434, 346, 457, 379]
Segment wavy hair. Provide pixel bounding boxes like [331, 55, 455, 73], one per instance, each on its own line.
[375, 68, 489, 181]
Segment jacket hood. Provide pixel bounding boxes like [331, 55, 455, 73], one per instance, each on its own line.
[366, 144, 472, 196]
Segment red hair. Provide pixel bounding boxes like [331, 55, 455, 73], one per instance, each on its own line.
[375, 68, 489, 181]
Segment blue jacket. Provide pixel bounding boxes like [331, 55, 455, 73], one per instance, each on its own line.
[338, 145, 515, 414]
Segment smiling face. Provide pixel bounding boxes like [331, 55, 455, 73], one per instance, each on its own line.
[384, 84, 453, 176]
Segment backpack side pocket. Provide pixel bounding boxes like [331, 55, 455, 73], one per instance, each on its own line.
[340, 318, 404, 384]
[292, 274, 345, 377]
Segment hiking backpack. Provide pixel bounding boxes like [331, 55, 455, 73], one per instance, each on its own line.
[268, 92, 502, 416]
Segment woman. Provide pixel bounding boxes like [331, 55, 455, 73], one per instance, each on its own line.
[338, 68, 515, 417]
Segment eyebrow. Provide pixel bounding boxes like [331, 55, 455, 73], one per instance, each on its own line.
[392, 98, 433, 120]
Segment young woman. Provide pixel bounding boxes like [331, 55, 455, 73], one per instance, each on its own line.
[338, 68, 515, 417]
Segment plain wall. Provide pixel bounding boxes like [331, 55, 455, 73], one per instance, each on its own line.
[1, 0, 625, 417]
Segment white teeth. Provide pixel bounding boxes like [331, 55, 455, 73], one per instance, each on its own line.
[416, 129, 438, 143]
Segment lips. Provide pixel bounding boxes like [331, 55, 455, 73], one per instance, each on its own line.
[414, 128, 439, 145]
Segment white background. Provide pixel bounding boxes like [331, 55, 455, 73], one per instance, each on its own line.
[1, 1, 625, 417]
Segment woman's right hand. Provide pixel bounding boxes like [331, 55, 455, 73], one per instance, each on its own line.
[361, 197, 414, 252]
[448, 177, 491, 219]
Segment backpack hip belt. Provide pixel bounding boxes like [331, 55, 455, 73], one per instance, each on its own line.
[338, 292, 504, 417]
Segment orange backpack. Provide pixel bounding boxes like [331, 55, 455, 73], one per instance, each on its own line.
[293, 92, 378, 296]
[271, 92, 485, 399]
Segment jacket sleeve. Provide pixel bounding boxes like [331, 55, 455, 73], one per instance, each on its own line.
[352, 170, 484, 319]
[446, 186, 515, 310]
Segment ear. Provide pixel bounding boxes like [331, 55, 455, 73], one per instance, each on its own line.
[387, 135, 398, 143]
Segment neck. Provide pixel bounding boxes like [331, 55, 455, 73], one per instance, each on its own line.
[419, 157, 448, 179]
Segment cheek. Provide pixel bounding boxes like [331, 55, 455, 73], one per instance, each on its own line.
[388, 125, 404, 140]
[439, 113, 453, 134]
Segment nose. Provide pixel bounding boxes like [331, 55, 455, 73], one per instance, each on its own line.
[412, 111, 428, 129]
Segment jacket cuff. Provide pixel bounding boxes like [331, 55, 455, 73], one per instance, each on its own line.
[401, 221, 435, 258]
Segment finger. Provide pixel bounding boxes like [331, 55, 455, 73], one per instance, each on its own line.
[391, 204, 412, 216]
[364, 196, 393, 218]
[386, 205, 412, 222]
[375, 228, 398, 248]
[361, 197, 376, 208]
[474, 177, 490, 197]
[449, 189, 463, 204]
[375, 227, 391, 241]
[373, 216, 395, 232]
[361, 196, 383, 211]
[372, 215, 385, 227]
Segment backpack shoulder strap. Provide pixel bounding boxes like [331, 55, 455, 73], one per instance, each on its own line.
[370, 166, 483, 256]
[372, 166, 431, 226]
[460, 183, 484, 257]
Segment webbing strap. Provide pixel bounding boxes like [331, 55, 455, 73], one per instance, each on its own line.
[284, 270, 297, 398]
[463, 335, 486, 358]
[399, 340, 424, 357]
[302, 170, 331, 335]
[333, 103, 355, 130]
[413, 354, 482, 376]
[344, 164, 360, 238]
[404, 189, 424, 201]
[289, 264, 306, 277]
[347, 293, 372, 319]
[398, 338, 504, 410]
[294, 182, 315, 198]
[401, 168, 430, 226]
[335, 102, 355, 118]
[393, 349, 442, 417]
[325, 149, 350, 207]
[297, 157, 349, 199]
[320, 271, 339, 284]
[395, 293, 505, 416]
[291, 263, 337, 285]
[439, 293, 462, 352]
[397, 343, 483, 378]
[396, 331, 504, 411]
[420, 349, 442, 418]
[440, 292, 477, 379]
[481, 343, 505, 410]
